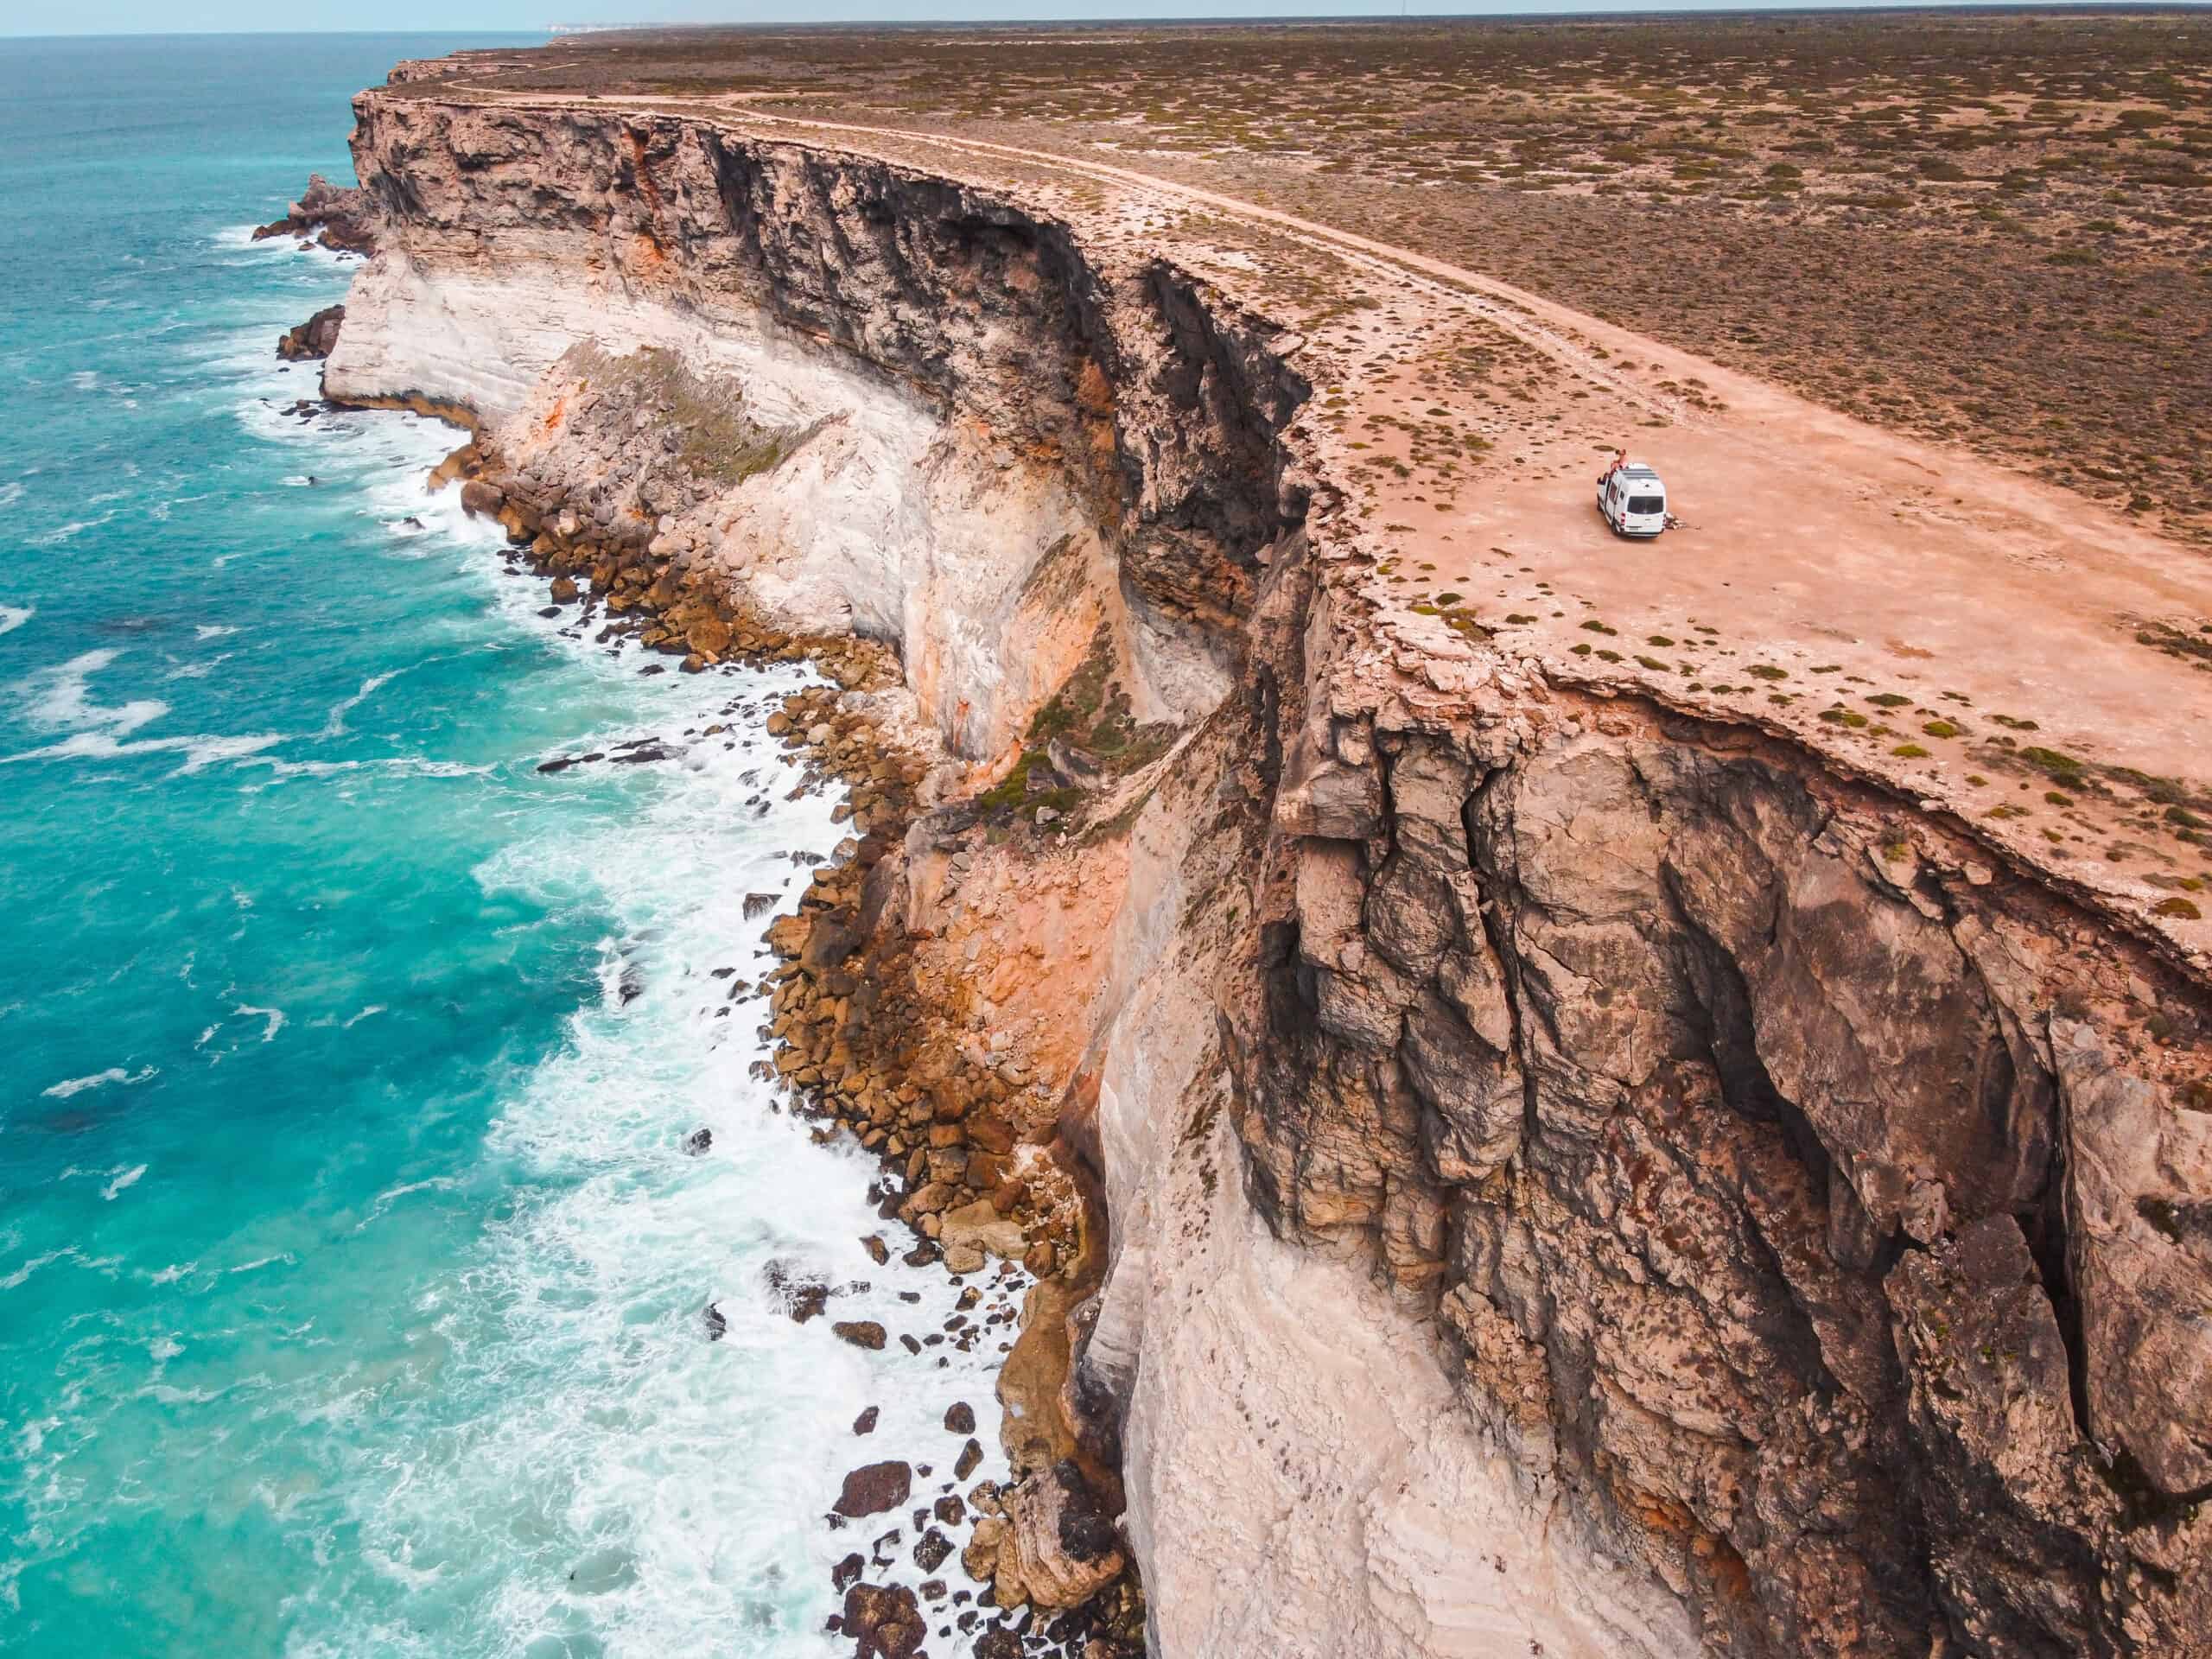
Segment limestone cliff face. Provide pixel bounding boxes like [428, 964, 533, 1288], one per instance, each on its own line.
[1224, 577, 2212, 1654]
[331, 95, 1304, 756]
[332, 82, 2212, 1659]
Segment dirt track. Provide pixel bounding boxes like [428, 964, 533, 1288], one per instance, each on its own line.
[448, 82, 2212, 962]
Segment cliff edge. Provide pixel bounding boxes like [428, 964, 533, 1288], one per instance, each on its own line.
[309, 65, 2212, 1659]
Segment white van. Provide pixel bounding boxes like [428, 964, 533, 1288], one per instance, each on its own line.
[1597, 460, 1669, 538]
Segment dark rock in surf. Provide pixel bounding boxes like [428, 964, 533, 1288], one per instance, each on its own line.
[842, 1581, 925, 1659]
[833, 1460, 912, 1519]
[681, 1128, 712, 1156]
[252, 172, 377, 254]
[703, 1302, 727, 1342]
[276, 303, 345, 361]
[912, 1528, 952, 1572]
[764, 1258, 831, 1324]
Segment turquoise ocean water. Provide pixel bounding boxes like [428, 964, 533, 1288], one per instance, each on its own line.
[0, 35, 1002, 1657]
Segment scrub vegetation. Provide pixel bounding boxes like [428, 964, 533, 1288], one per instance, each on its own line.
[426, 11, 2212, 543]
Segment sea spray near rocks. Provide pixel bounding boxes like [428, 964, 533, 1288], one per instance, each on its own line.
[0, 33, 1021, 1656]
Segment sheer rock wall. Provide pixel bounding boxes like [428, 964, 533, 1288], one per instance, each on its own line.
[334, 83, 2212, 1659]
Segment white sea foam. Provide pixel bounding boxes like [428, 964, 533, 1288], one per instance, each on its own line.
[321, 671, 399, 738]
[216, 220, 352, 270]
[262, 757, 360, 779]
[380, 757, 489, 779]
[163, 652, 230, 681]
[1, 1249, 63, 1292]
[101, 1165, 147, 1201]
[0, 482, 23, 507]
[234, 1004, 286, 1043]
[354, 1176, 461, 1235]
[0, 729, 285, 774]
[137, 1382, 228, 1407]
[194, 624, 239, 640]
[22, 510, 114, 547]
[159, 366, 1023, 1651]
[0, 606, 30, 636]
[298, 613, 1018, 1654]
[0, 1245, 122, 1294]
[17, 648, 168, 736]
[40, 1065, 156, 1100]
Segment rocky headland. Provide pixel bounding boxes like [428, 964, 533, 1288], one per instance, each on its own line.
[252, 170, 377, 256]
[272, 59, 2212, 1659]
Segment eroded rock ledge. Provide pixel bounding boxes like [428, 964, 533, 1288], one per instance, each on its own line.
[317, 77, 2212, 1659]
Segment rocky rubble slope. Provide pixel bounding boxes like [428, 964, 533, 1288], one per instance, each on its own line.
[315, 79, 2212, 1659]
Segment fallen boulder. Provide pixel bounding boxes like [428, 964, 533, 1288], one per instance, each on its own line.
[939, 1197, 1027, 1261]
[841, 1581, 924, 1659]
[832, 1460, 912, 1519]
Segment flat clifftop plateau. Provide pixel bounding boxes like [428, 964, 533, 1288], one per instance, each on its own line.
[316, 56, 2212, 1659]
[397, 15, 2212, 549]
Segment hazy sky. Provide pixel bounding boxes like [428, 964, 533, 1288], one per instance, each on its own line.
[1, 0, 2109, 42]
